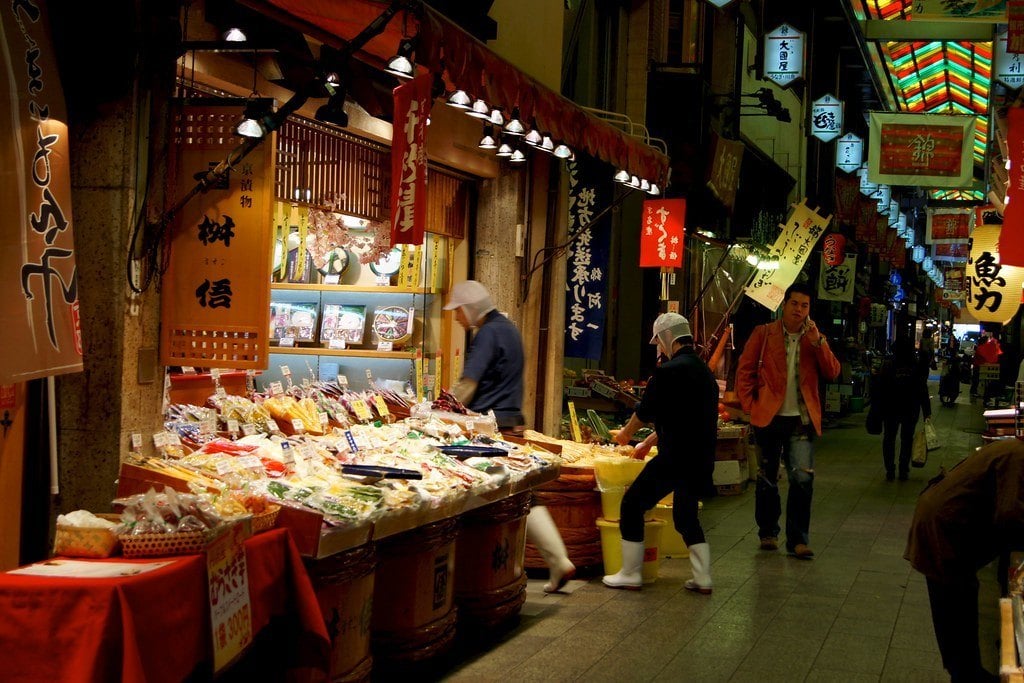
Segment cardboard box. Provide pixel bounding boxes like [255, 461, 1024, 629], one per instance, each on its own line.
[716, 481, 749, 496]
[713, 458, 748, 486]
[715, 436, 747, 461]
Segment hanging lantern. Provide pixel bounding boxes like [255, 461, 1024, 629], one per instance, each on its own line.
[837, 133, 864, 173]
[764, 24, 806, 88]
[859, 164, 878, 196]
[811, 94, 843, 142]
[822, 233, 847, 266]
[967, 224, 1024, 323]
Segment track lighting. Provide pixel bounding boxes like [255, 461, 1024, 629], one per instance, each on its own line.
[553, 144, 572, 159]
[223, 27, 247, 42]
[524, 128, 542, 146]
[478, 124, 497, 149]
[236, 98, 273, 138]
[614, 169, 630, 183]
[447, 90, 471, 109]
[647, 183, 660, 196]
[504, 106, 525, 135]
[385, 38, 416, 79]
[315, 88, 349, 128]
[538, 133, 554, 153]
[488, 107, 505, 126]
[509, 148, 526, 163]
[496, 141, 513, 157]
[467, 98, 490, 119]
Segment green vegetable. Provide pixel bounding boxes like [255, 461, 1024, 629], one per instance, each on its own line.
[267, 481, 289, 498]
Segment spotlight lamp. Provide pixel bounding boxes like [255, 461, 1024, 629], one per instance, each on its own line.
[478, 124, 498, 149]
[315, 89, 349, 128]
[385, 38, 416, 79]
[524, 128, 543, 146]
[647, 183, 660, 196]
[237, 98, 273, 138]
[504, 107, 525, 136]
[553, 144, 572, 159]
[467, 98, 490, 119]
[496, 141, 513, 157]
[447, 90, 471, 109]
[509, 148, 526, 164]
[223, 27, 247, 42]
[629, 175, 641, 189]
[614, 169, 630, 183]
[488, 107, 505, 126]
[539, 133, 554, 153]
[640, 179, 650, 192]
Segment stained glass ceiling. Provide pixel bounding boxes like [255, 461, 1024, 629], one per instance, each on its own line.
[929, 189, 987, 202]
[848, 0, 992, 169]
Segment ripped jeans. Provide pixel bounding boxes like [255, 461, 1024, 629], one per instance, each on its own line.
[753, 415, 816, 549]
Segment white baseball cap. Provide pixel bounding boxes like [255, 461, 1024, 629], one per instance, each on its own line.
[444, 280, 494, 312]
[649, 312, 692, 345]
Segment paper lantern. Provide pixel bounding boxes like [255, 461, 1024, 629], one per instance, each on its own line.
[764, 24, 805, 87]
[822, 233, 846, 266]
[967, 224, 1024, 324]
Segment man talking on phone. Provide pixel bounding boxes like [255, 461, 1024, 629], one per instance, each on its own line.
[735, 282, 840, 558]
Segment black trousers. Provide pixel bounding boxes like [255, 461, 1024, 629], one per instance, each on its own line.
[926, 575, 995, 683]
[882, 412, 918, 475]
[618, 454, 704, 546]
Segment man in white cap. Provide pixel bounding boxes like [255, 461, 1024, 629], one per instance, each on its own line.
[444, 280, 575, 592]
[607, 312, 719, 593]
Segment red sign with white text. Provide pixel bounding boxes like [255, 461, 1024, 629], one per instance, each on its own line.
[390, 74, 431, 246]
[640, 199, 685, 268]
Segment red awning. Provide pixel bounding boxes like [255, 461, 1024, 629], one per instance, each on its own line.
[240, 0, 670, 185]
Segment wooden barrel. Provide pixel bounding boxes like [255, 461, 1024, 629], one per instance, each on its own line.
[455, 492, 532, 631]
[371, 517, 459, 667]
[302, 543, 376, 683]
[525, 466, 603, 570]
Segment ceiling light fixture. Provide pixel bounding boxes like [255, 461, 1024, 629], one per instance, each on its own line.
[509, 148, 526, 164]
[467, 98, 490, 119]
[315, 87, 349, 128]
[647, 183, 660, 196]
[447, 90, 471, 109]
[524, 128, 543, 146]
[496, 141, 513, 157]
[538, 133, 555, 153]
[384, 38, 416, 79]
[478, 124, 497, 149]
[504, 106, 525, 135]
[614, 169, 630, 183]
[237, 98, 273, 138]
[223, 27, 247, 42]
[553, 144, 572, 159]
[488, 107, 505, 126]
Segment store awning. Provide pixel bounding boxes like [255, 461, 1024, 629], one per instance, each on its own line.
[239, 0, 670, 185]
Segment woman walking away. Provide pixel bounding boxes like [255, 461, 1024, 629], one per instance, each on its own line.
[874, 337, 932, 481]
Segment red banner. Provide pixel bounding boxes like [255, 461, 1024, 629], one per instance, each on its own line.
[833, 173, 860, 225]
[1011, 0, 1024, 53]
[1000, 107, 1024, 265]
[933, 242, 970, 261]
[390, 74, 432, 246]
[927, 209, 972, 243]
[878, 123, 965, 177]
[0, 0, 83, 383]
[640, 199, 685, 268]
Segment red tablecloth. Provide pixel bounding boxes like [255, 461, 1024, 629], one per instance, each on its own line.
[0, 528, 329, 683]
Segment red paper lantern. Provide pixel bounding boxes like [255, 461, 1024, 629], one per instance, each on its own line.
[822, 233, 846, 266]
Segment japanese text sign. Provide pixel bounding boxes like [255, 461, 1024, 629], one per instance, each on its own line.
[868, 112, 975, 187]
[1000, 106, 1024, 265]
[745, 199, 832, 311]
[996, 30, 1024, 89]
[706, 132, 743, 211]
[0, 0, 83, 382]
[764, 23, 805, 87]
[206, 522, 252, 672]
[968, 224, 1024, 323]
[390, 74, 431, 246]
[836, 133, 864, 173]
[817, 253, 856, 302]
[160, 103, 273, 369]
[640, 199, 685, 268]
[564, 159, 611, 360]
[926, 208, 972, 244]
[811, 94, 843, 142]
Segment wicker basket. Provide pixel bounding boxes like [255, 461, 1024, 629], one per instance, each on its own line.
[53, 515, 122, 558]
[251, 505, 280, 534]
[119, 528, 216, 558]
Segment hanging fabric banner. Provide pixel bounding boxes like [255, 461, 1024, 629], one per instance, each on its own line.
[160, 104, 274, 369]
[926, 208, 973, 244]
[999, 107, 1024, 265]
[867, 112, 975, 188]
[639, 199, 685, 268]
[745, 199, 831, 311]
[967, 223, 1024, 323]
[833, 173, 860, 225]
[817, 253, 856, 302]
[0, 0, 83, 383]
[943, 268, 966, 301]
[390, 73, 431, 246]
[706, 132, 743, 212]
[564, 159, 611, 360]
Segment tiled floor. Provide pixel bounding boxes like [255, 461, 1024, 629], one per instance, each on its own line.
[439, 384, 1002, 682]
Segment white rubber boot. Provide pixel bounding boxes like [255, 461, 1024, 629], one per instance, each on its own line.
[602, 540, 645, 590]
[684, 542, 712, 595]
[526, 506, 576, 593]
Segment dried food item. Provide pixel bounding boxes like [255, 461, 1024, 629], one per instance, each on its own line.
[432, 389, 468, 414]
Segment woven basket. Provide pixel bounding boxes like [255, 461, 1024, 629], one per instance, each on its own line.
[54, 515, 121, 558]
[251, 505, 280, 534]
[119, 528, 216, 558]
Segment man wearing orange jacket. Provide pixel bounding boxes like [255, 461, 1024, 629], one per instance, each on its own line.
[735, 282, 841, 558]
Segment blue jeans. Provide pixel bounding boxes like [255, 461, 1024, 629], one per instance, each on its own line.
[753, 416, 816, 549]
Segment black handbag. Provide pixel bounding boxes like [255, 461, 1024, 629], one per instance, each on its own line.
[865, 408, 883, 435]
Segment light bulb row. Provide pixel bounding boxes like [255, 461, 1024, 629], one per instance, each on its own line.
[613, 169, 661, 195]
[447, 91, 574, 163]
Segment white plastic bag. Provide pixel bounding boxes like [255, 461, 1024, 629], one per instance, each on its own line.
[923, 418, 940, 451]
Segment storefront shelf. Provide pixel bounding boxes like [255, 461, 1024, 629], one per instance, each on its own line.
[268, 346, 417, 359]
[272, 283, 438, 294]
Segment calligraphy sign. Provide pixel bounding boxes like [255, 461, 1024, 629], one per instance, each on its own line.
[160, 104, 273, 369]
[1000, 106, 1024, 265]
[564, 159, 611, 360]
[0, 0, 83, 383]
[868, 112, 975, 187]
[967, 224, 1024, 324]
[390, 74, 431, 246]
[706, 132, 743, 211]
[207, 522, 252, 672]
[858, 164, 878, 196]
[810, 95, 843, 142]
[996, 30, 1024, 89]
[836, 133, 864, 173]
[745, 199, 832, 311]
[818, 253, 856, 302]
[926, 208, 972, 244]
[764, 24, 805, 87]
[640, 199, 685, 268]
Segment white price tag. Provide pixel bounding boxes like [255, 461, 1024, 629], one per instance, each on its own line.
[290, 418, 305, 433]
[181, 366, 196, 374]
[237, 455, 262, 470]
[279, 337, 295, 347]
[227, 419, 240, 434]
[215, 460, 237, 475]
[319, 412, 329, 425]
[301, 378, 310, 388]
[375, 274, 391, 287]
[365, 369, 373, 381]
[269, 381, 284, 396]
[152, 432, 168, 448]
[328, 338, 347, 350]
[210, 368, 221, 381]
[167, 433, 182, 446]
[280, 442, 294, 464]
[323, 274, 341, 285]
[337, 374, 349, 387]
[215, 387, 228, 399]
[376, 341, 393, 352]
[241, 423, 257, 436]
[199, 419, 214, 436]
[280, 365, 291, 377]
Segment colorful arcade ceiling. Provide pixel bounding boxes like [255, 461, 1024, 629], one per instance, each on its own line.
[848, 0, 992, 172]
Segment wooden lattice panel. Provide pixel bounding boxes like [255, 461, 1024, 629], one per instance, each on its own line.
[164, 325, 263, 366]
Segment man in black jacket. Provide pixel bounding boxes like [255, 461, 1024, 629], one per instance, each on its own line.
[607, 313, 719, 592]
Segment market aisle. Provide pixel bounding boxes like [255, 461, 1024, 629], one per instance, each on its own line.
[439, 384, 1001, 683]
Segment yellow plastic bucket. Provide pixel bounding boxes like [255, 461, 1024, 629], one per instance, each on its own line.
[600, 487, 625, 521]
[593, 456, 647, 490]
[651, 505, 688, 558]
[596, 517, 665, 583]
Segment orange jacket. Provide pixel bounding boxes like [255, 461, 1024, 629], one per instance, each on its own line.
[735, 320, 841, 435]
